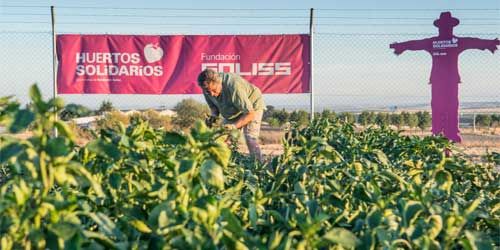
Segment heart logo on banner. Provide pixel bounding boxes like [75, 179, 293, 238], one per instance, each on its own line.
[144, 43, 164, 63]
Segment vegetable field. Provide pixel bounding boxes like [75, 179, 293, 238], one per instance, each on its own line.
[0, 86, 499, 249]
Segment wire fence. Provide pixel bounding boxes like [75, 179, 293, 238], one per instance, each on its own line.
[1, 6, 499, 115]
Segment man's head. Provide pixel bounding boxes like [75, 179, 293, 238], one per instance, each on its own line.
[198, 69, 222, 97]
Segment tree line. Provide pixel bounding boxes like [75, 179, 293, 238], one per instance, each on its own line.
[263, 106, 432, 131]
[58, 101, 499, 132]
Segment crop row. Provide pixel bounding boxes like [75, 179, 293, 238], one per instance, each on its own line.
[0, 85, 498, 249]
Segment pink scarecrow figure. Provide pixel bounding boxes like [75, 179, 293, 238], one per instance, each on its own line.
[390, 12, 499, 142]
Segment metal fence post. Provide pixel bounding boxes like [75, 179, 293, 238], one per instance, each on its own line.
[51, 6, 58, 137]
[309, 8, 314, 120]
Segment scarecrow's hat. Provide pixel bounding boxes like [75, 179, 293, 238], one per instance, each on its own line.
[433, 12, 459, 28]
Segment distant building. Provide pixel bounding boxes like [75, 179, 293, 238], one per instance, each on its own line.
[71, 116, 101, 129]
[124, 110, 140, 116]
[159, 109, 177, 117]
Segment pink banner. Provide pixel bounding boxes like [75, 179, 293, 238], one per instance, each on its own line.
[57, 34, 310, 94]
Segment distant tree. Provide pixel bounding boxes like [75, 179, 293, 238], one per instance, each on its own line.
[491, 114, 500, 126]
[263, 106, 291, 127]
[172, 98, 210, 129]
[263, 105, 275, 120]
[60, 103, 93, 121]
[298, 110, 311, 125]
[401, 111, 411, 128]
[140, 109, 173, 130]
[407, 113, 419, 130]
[367, 112, 376, 125]
[390, 113, 404, 129]
[321, 109, 337, 121]
[375, 112, 390, 127]
[290, 110, 310, 126]
[491, 114, 500, 131]
[266, 117, 281, 128]
[358, 111, 371, 126]
[338, 112, 355, 124]
[492, 114, 500, 124]
[96, 110, 129, 131]
[273, 109, 290, 126]
[417, 111, 431, 132]
[97, 100, 115, 114]
[314, 112, 321, 120]
[475, 114, 492, 127]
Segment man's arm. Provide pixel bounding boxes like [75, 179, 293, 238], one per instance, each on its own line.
[229, 83, 257, 129]
[203, 92, 220, 117]
[234, 110, 255, 129]
[460, 37, 499, 53]
[390, 38, 431, 55]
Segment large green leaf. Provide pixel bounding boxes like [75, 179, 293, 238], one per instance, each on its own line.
[434, 169, 453, 193]
[29, 84, 42, 104]
[158, 211, 169, 229]
[249, 203, 257, 228]
[319, 145, 343, 163]
[148, 202, 171, 229]
[48, 97, 65, 110]
[179, 159, 195, 175]
[403, 201, 424, 227]
[462, 230, 494, 250]
[46, 137, 69, 157]
[9, 109, 34, 133]
[109, 173, 122, 189]
[200, 159, 224, 190]
[0, 95, 14, 106]
[221, 208, 244, 238]
[427, 215, 442, 239]
[48, 221, 79, 241]
[54, 121, 76, 142]
[82, 230, 116, 249]
[86, 139, 121, 160]
[68, 163, 105, 197]
[87, 212, 124, 240]
[164, 132, 186, 145]
[268, 230, 284, 250]
[464, 197, 482, 216]
[130, 220, 152, 234]
[323, 228, 361, 248]
[12, 180, 30, 206]
[0, 142, 23, 164]
[367, 208, 382, 228]
[29, 84, 49, 113]
[373, 149, 389, 165]
[208, 143, 231, 168]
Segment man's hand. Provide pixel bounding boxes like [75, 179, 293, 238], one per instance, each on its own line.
[234, 110, 255, 129]
[224, 124, 237, 130]
[205, 115, 218, 128]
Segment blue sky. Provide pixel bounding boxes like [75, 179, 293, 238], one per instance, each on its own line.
[2, 0, 499, 34]
[1, 0, 499, 111]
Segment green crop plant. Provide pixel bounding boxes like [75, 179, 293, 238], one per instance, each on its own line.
[0, 85, 498, 249]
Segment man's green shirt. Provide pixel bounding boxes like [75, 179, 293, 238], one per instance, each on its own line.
[203, 72, 265, 122]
